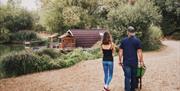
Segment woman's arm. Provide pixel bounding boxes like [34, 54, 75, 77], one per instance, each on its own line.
[112, 43, 116, 55]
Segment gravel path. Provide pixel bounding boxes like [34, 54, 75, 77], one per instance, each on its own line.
[0, 40, 180, 91]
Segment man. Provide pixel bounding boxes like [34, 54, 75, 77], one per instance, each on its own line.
[119, 26, 144, 91]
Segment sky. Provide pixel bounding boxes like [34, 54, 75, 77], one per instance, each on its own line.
[0, 0, 39, 11]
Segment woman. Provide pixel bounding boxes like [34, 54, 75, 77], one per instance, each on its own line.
[101, 32, 115, 91]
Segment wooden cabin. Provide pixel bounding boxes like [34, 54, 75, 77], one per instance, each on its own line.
[59, 31, 76, 49]
[59, 29, 105, 49]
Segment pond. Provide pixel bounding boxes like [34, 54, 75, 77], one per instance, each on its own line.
[0, 44, 25, 57]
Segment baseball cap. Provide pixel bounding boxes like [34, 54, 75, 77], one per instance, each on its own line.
[127, 26, 135, 33]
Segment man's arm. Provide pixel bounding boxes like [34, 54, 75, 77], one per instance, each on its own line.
[119, 48, 123, 66]
[137, 49, 144, 66]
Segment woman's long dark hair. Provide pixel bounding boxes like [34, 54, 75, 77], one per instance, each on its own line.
[102, 32, 112, 45]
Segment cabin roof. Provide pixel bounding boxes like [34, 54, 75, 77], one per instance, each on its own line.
[60, 29, 106, 48]
[48, 33, 59, 38]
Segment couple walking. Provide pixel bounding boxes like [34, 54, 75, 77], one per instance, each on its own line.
[101, 26, 144, 91]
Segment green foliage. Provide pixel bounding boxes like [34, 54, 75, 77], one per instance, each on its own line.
[0, 5, 34, 32]
[1, 51, 51, 76]
[0, 27, 11, 44]
[40, 1, 89, 33]
[0, 47, 102, 78]
[33, 24, 46, 32]
[149, 25, 163, 40]
[64, 48, 94, 62]
[39, 0, 126, 33]
[10, 31, 40, 41]
[87, 48, 102, 59]
[142, 25, 162, 51]
[107, 0, 162, 50]
[35, 48, 61, 59]
[153, 0, 180, 35]
[0, 44, 24, 57]
[170, 31, 180, 40]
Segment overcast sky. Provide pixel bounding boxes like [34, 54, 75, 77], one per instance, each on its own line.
[0, 0, 39, 11]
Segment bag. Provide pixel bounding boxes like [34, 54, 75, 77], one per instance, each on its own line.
[136, 65, 146, 89]
[136, 65, 146, 78]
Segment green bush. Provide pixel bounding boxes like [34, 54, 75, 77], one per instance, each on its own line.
[87, 48, 102, 59]
[170, 32, 180, 40]
[0, 5, 33, 32]
[107, 0, 162, 50]
[153, 0, 180, 35]
[1, 51, 51, 76]
[35, 48, 61, 59]
[10, 31, 40, 41]
[142, 25, 163, 51]
[0, 61, 5, 78]
[33, 24, 46, 32]
[0, 34, 10, 44]
[64, 48, 87, 62]
[61, 48, 100, 67]
[0, 47, 102, 78]
[0, 28, 10, 43]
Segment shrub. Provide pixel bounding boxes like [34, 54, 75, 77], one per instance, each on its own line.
[33, 24, 46, 32]
[0, 34, 10, 43]
[153, 0, 180, 35]
[62, 48, 97, 67]
[0, 47, 103, 78]
[64, 48, 86, 62]
[1, 51, 51, 76]
[0, 6, 33, 32]
[35, 48, 61, 59]
[171, 32, 180, 40]
[107, 0, 162, 50]
[142, 25, 163, 51]
[10, 31, 40, 41]
[87, 48, 102, 59]
[0, 61, 5, 78]
[0, 28, 10, 43]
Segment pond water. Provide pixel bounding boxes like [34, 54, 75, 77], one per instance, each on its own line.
[0, 44, 25, 57]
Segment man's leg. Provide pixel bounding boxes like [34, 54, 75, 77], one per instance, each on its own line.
[131, 66, 138, 91]
[107, 61, 114, 86]
[103, 61, 109, 86]
[123, 65, 131, 91]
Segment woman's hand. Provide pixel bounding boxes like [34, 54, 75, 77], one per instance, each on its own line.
[119, 62, 123, 66]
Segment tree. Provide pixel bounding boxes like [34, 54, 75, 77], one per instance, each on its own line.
[153, 0, 180, 35]
[107, 0, 162, 50]
[39, 0, 126, 33]
[0, 6, 33, 32]
[39, 0, 99, 33]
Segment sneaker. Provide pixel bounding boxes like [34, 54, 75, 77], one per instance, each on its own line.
[104, 87, 110, 91]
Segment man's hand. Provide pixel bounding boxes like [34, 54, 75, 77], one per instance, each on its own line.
[137, 49, 144, 67]
[119, 48, 123, 66]
[139, 61, 145, 67]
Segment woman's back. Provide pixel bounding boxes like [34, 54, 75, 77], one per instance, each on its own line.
[102, 44, 113, 61]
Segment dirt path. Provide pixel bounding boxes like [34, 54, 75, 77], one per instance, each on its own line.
[0, 40, 180, 91]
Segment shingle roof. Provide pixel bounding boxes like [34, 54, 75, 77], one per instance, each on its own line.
[69, 29, 106, 48]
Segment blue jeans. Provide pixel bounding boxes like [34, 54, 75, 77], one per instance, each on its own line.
[103, 61, 114, 86]
[123, 64, 138, 91]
